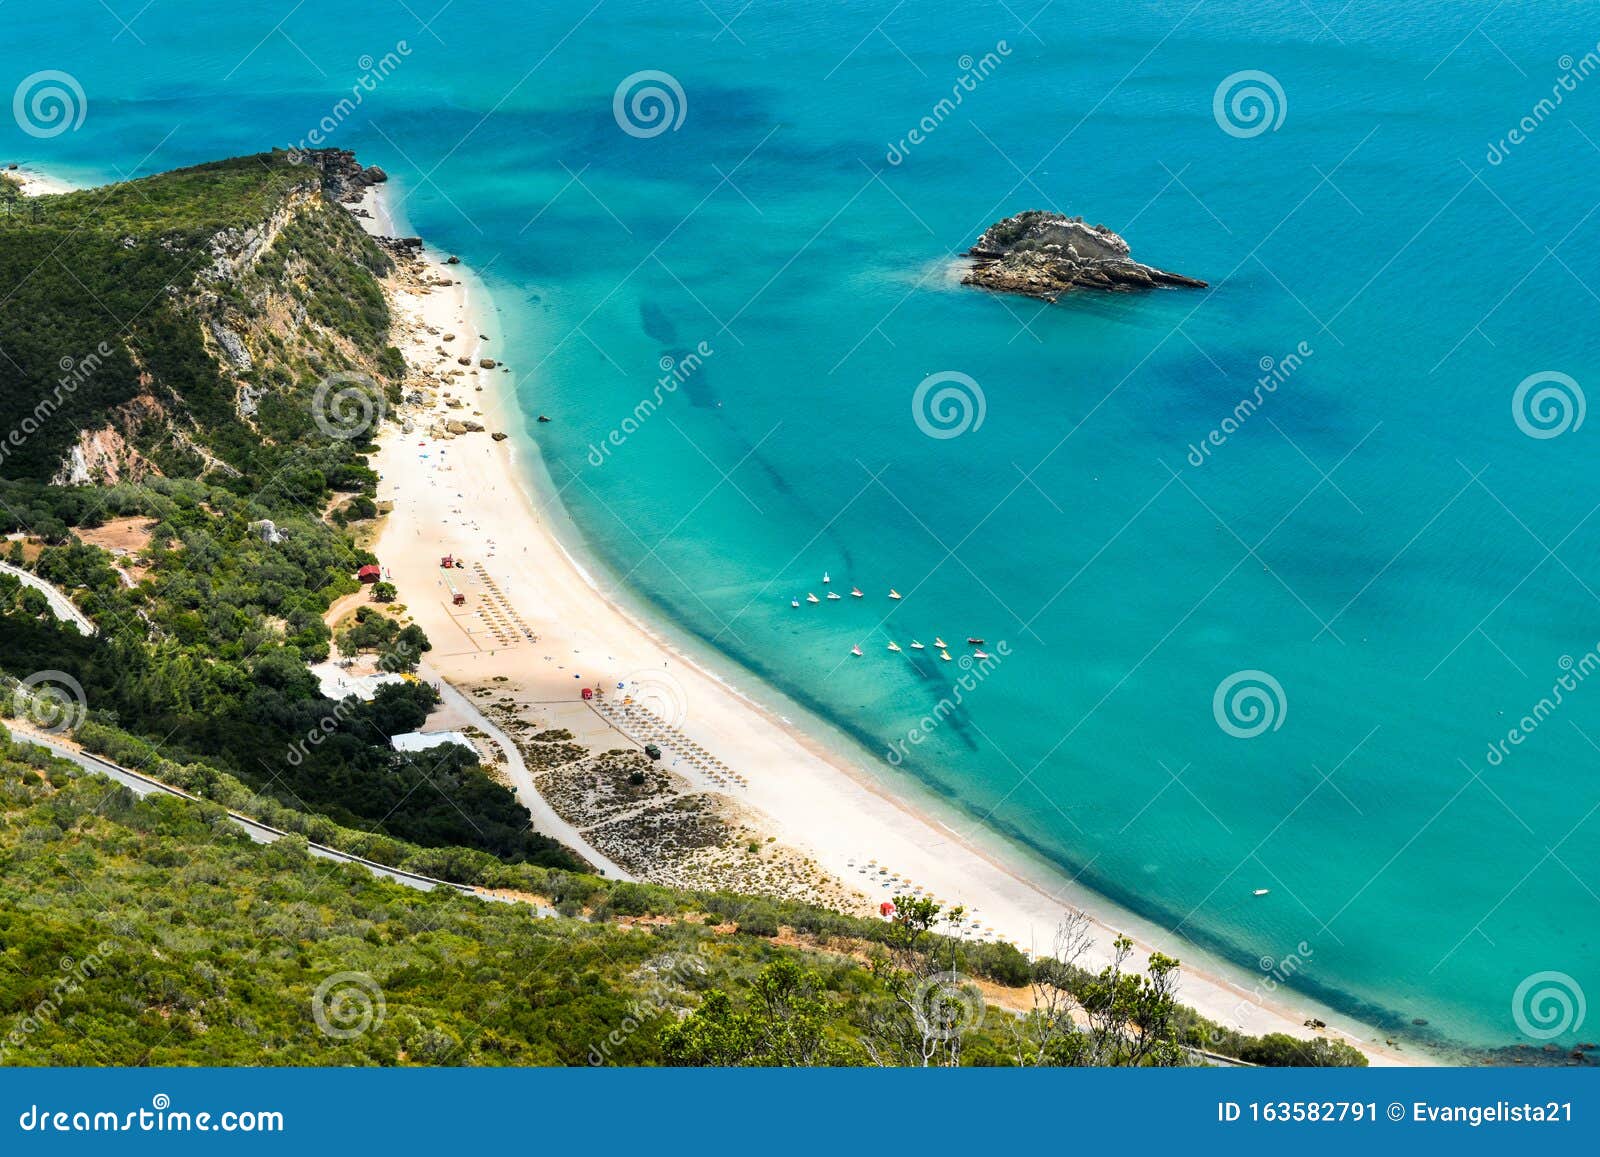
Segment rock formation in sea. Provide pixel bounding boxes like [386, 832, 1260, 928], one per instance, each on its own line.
[962, 210, 1206, 302]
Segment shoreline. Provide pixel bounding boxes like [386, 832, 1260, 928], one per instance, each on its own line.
[2, 165, 81, 197]
[353, 178, 1417, 1065]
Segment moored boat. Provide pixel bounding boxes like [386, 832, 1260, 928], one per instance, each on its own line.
[939, 649, 952, 662]
[806, 593, 820, 604]
[934, 637, 948, 649]
[910, 641, 925, 650]
[826, 591, 841, 600]
[887, 641, 902, 653]
[972, 649, 992, 660]
[966, 636, 984, 645]
[889, 589, 902, 600]
[851, 587, 863, 598]
[851, 645, 863, 657]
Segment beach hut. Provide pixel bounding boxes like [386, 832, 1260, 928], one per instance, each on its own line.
[357, 564, 381, 584]
[581, 687, 594, 701]
[440, 554, 454, 568]
[879, 901, 896, 917]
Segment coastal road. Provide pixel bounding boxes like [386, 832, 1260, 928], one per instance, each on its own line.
[5, 722, 544, 909]
[0, 560, 96, 636]
[424, 663, 632, 880]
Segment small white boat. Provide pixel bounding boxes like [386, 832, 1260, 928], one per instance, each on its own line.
[939, 649, 952, 662]
[972, 649, 992, 660]
[826, 591, 841, 600]
[888, 589, 902, 600]
[850, 645, 863, 657]
[1253, 888, 1270, 897]
[934, 637, 948, 649]
[790, 597, 800, 608]
[910, 641, 925, 650]
[887, 641, 902, 653]
[850, 587, 863, 598]
[806, 593, 820, 604]
[823, 571, 831, 584]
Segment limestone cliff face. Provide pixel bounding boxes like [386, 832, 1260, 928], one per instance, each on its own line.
[1, 150, 401, 484]
[962, 210, 1206, 302]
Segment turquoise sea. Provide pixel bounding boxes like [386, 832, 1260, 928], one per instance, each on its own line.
[11, 0, 1600, 1054]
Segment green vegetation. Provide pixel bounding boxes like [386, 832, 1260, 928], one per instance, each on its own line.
[0, 735, 1366, 1066]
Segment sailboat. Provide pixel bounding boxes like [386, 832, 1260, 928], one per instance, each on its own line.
[791, 597, 800, 608]
[886, 641, 902, 653]
[806, 593, 820, 604]
[850, 645, 863, 657]
[888, 589, 902, 600]
[826, 590, 841, 600]
[933, 637, 948, 649]
[850, 587, 863, 598]
[972, 649, 992, 660]
[939, 649, 952, 662]
[910, 641, 925, 650]
[822, 571, 831, 584]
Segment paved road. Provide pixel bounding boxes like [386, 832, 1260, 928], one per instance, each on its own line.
[8, 723, 543, 909]
[0, 561, 96, 636]
[425, 663, 630, 880]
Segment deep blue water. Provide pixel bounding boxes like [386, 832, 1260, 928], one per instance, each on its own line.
[11, 0, 1600, 1052]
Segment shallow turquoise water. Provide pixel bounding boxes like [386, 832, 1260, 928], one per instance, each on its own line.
[12, 0, 1600, 1051]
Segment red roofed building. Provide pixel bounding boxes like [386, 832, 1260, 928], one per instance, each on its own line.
[357, 564, 382, 584]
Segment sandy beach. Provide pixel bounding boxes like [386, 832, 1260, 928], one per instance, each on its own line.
[352, 181, 1415, 1066]
[3, 166, 79, 197]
